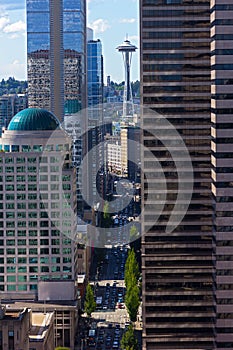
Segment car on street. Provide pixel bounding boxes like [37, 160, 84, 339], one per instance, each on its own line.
[113, 341, 119, 348]
[98, 335, 104, 343]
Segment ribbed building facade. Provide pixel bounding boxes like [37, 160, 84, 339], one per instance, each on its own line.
[140, 0, 215, 349]
[211, 1, 233, 348]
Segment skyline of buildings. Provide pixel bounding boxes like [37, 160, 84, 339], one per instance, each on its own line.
[2, 1, 233, 349]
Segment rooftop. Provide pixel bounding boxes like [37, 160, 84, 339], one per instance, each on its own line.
[8, 108, 60, 131]
[29, 312, 54, 342]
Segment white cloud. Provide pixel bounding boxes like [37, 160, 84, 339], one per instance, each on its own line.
[128, 35, 139, 42]
[89, 19, 110, 34]
[3, 20, 25, 34]
[119, 18, 136, 24]
[0, 16, 10, 31]
[0, 15, 25, 39]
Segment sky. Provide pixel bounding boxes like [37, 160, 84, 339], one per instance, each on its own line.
[0, 0, 139, 84]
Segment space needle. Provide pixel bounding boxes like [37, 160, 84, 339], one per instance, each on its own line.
[116, 38, 137, 119]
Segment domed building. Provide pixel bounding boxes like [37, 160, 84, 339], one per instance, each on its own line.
[1, 108, 62, 153]
[7, 108, 60, 132]
[0, 108, 77, 299]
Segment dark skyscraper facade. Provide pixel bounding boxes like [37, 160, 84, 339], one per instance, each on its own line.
[140, 0, 215, 349]
[27, 0, 86, 121]
[211, 1, 233, 348]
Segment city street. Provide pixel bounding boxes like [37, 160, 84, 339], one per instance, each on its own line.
[75, 181, 142, 350]
[76, 245, 130, 350]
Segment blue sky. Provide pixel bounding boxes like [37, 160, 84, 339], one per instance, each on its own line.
[0, 0, 139, 83]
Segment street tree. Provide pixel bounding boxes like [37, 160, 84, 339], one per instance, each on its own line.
[120, 324, 139, 350]
[84, 283, 96, 318]
[102, 201, 112, 228]
[125, 249, 140, 289]
[125, 284, 140, 322]
[129, 225, 141, 262]
[129, 225, 138, 242]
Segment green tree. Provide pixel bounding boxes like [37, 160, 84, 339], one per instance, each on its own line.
[121, 324, 139, 350]
[125, 249, 139, 289]
[102, 201, 112, 228]
[129, 225, 141, 271]
[129, 225, 138, 242]
[125, 284, 140, 322]
[84, 283, 96, 318]
[131, 80, 140, 97]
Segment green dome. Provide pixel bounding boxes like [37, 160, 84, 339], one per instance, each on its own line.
[8, 108, 60, 131]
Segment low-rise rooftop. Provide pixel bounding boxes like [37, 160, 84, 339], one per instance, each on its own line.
[29, 312, 54, 342]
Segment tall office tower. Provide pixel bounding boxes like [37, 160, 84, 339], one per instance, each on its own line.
[87, 36, 103, 114]
[64, 116, 83, 214]
[0, 94, 28, 134]
[211, 1, 233, 348]
[0, 108, 77, 299]
[87, 30, 104, 206]
[27, 0, 86, 121]
[140, 1, 214, 349]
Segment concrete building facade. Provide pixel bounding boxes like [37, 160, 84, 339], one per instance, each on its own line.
[0, 306, 31, 349]
[0, 108, 77, 299]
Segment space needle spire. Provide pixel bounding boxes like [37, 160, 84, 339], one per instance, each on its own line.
[116, 38, 137, 119]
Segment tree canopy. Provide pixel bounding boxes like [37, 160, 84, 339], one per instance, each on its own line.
[124, 249, 140, 322]
[84, 283, 96, 317]
[125, 284, 140, 322]
[121, 324, 139, 350]
[102, 201, 112, 228]
[0, 77, 27, 95]
[125, 249, 140, 289]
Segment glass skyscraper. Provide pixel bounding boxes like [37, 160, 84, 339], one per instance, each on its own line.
[87, 38, 103, 112]
[27, 0, 86, 121]
[87, 32, 104, 205]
